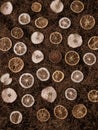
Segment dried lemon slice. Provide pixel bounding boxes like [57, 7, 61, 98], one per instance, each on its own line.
[35, 17, 48, 29]
[31, 31, 44, 44]
[10, 111, 22, 124]
[36, 67, 50, 81]
[41, 86, 57, 103]
[65, 88, 77, 101]
[67, 33, 83, 48]
[21, 94, 35, 107]
[52, 70, 64, 82]
[18, 13, 31, 25]
[19, 73, 34, 89]
[59, 17, 71, 29]
[71, 70, 84, 83]
[1, 88, 17, 103]
[32, 50, 44, 63]
[13, 42, 27, 56]
[83, 52, 96, 66]
[0, 1, 13, 15]
[50, 0, 64, 13]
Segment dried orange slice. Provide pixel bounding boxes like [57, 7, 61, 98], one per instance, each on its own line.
[19, 73, 34, 89]
[83, 52, 96, 66]
[8, 57, 24, 73]
[31, 2, 42, 12]
[88, 90, 98, 103]
[35, 17, 48, 29]
[13, 42, 27, 56]
[37, 108, 50, 122]
[10, 111, 22, 124]
[36, 67, 50, 81]
[11, 27, 24, 39]
[21, 94, 35, 107]
[72, 104, 87, 119]
[70, 0, 84, 13]
[52, 70, 64, 82]
[71, 70, 84, 83]
[88, 36, 98, 50]
[54, 105, 68, 119]
[0, 37, 12, 51]
[65, 51, 80, 66]
[50, 32, 62, 44]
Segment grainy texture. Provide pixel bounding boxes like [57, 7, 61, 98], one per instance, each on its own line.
[0, 0, 98, 130]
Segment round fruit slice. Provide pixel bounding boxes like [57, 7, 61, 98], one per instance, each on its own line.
[1, 88, 17, 103]
[54, 105, 68, 119]
[18, 13, 31, 25]
[36, 67, 50, 81]
[59, 17, 71, 29]
[10, 111, 22, 124]
[50, 31, 62, 44]
[8, 57, 24, 73]
[21, 94, 35, 107]
[41, 86, 57, 103]
[70, 0, 84, 13]
[49, 50, 62, 63]
[52, 70, 64, 82]
[31, 2, 42, 12]
[80, 15, 95, 30]
[31, 31, 44, 44]
[32, 50, 44, 63]
[88, 36, 98, 50]
[37, 108, 50, 122]
[67, 33, 83, 48]
[0, 1, 13, 15]
[65, 88, 77, 101]
[72, 104, 87, 119]
[65, 51, 80, 66]
[50, 0, 64, 13]
[88, 90, 98, 103]
[13, 42, 27, 56]
[83, 52, 96, 66]
[35, 17, 48, 29]
[0, 37, 12, 51]
[19, 73, 34, 89]
[71, 70, 84, 83]
[11, 27, 24, 39]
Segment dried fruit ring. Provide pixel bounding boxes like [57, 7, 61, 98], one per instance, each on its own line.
[8, 57, 24, 73]
[72, 104, 87, 119]
[0, 37, 12, 51]
[37, 108, 50, 122]
[54, 105, 68, 119]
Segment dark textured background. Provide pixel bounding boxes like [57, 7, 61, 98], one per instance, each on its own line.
[0, 0, 98, 130]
